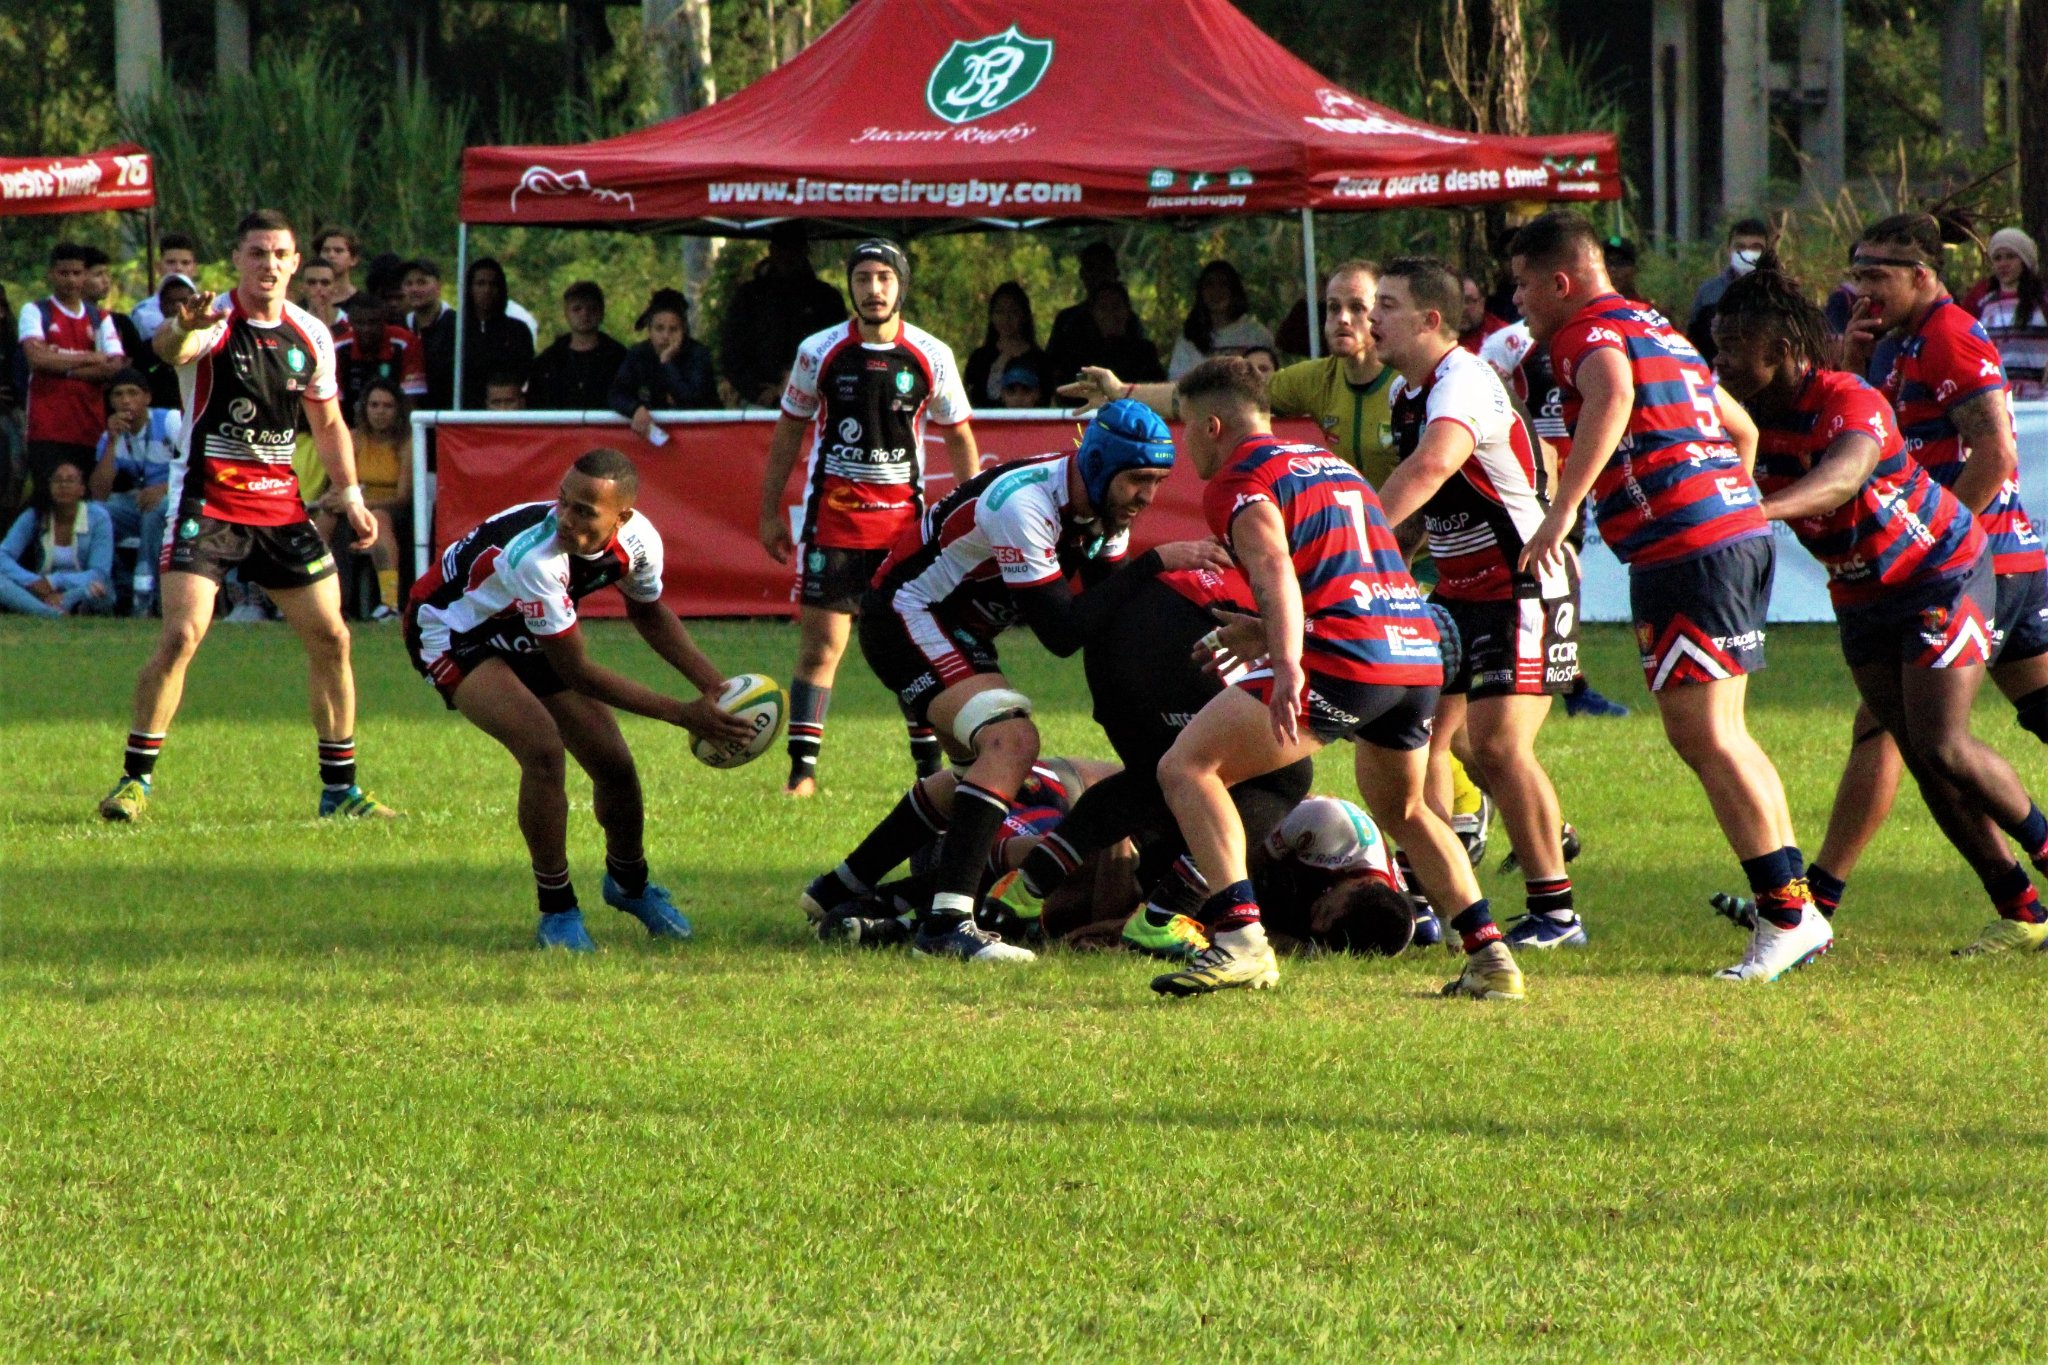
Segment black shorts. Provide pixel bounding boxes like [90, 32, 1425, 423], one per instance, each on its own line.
[1083, 578, 1230, 767]
[856, 588, 1001, 727]
[403, 609, 567, 710]
[1630, 535, 1773, 692]
[799, 544, 887, 614]
[1837, 558, 1995, 671]
[1993, 568, 2048, 666]
[1240, 668, 1439, 750]
[163, 513, 336, 590]
[1436, 576, 1579, 700]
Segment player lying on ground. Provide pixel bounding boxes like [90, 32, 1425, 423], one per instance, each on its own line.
[1509, 210, 1829, 984]
[405, 449, 754, 951]
[100, 208, 398, 824]
[1149, 357, 1524, 1001]
[1712, 260, 2048, 957]
[800, 399, 1228, 964]
[1719, 212, 2048, 934]
[1371, 255, 1585, 951]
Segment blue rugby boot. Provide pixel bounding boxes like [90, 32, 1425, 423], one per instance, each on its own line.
[604, 876, 693, 940]
[535, 908, 597, 952]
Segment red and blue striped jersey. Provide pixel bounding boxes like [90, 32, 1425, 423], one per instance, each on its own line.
[1549, 294, 1769, 569]
[1753, 370, 1983, 609]
[1869, 295, 2043, 575]
[1202, 437, 1441, 686]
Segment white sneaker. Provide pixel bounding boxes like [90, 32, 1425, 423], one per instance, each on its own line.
[1714, 910, 1834, 983]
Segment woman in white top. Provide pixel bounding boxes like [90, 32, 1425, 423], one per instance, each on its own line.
[1167, 259, 1274, 379]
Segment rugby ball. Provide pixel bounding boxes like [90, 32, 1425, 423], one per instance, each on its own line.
[691, 673, 786, 769]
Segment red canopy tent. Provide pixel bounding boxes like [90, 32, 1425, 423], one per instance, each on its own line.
[460, 0, 1616, 236]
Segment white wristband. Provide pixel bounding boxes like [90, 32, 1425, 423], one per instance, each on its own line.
[340, 485, 366, 509]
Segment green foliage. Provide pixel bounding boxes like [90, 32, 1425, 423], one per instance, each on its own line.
[8, 619, 2048, 1357]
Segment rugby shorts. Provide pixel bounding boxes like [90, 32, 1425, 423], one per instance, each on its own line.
[857, 587, 1001, 727]
[1837, 557, 1994, 671]
[797, 543, 888, 614]
[162, 513, 336, 590]
[1992, 567, 2048, 666]
[1630, 535, 1773, 692]
[1436, 574, 1580, 700]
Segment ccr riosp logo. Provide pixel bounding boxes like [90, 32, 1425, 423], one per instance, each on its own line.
[925, 26, 1053, 125]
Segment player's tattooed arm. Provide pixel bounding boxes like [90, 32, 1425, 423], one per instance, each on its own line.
[1949, 389, 2018, 514]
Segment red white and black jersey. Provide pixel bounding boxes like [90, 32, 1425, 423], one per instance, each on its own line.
[17, 297, 125, 446]
[779, 320, 971, 550]
[1390, 346, 1555, 603]
[167, 295, 337, 527]
[1480, 321, 1572, 459]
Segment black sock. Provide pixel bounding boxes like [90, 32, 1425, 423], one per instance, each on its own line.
[535, 866, 577, 916]
[124, 731, 164, 783]
[923, 780, 1011, 929]
[1808, 863, 1846, 919]
[787, 681, 829, 785]
[606, 851, 649, 897]
[1525, 876, 1574, 921]
[1144, 857, 1206, 926]
[318, 736, 356, 793]
[906, 723, 943, 779]
[1018, 770, 1165, 898]
[844, 781, 949, 888]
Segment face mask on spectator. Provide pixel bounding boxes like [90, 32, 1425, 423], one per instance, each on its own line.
[1730, 248, 1762, 276]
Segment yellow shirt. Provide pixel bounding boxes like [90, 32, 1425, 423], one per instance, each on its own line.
[1264, 355, 1398, 487]
[351, 431, 405, 503]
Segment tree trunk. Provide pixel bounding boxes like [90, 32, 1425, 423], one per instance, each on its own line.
[645, 0, 720, 307]
[115, 0, 163, 106]
[1487, 0, 1530, 137]
[2023, 0, 2048, 239]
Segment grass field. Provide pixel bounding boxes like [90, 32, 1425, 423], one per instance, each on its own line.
[6, 615, 2048, 1361]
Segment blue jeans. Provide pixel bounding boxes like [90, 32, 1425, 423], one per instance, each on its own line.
[0, 575, 62, 617]
[105, 491, 168, 581]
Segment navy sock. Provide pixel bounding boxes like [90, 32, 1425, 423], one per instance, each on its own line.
[1450, 898, 1500, 952]
[1983, 862, 2045, 923]
[1808, 864, 1846, 919]
[2002, 804, 2048, 864]
[1199, 880, 1261, 933]
[1741, 848, 1807, 928]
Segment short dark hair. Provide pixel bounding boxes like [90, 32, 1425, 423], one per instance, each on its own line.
[106, 367, 151, 395]
[1381, 256, 1464, 334]
[1602, 235, 1639, 268]
[76, 244, 110, 268]
[1078, 241, 1117, 268]
[563, 280, 605, 308]
[1860, 212, 1944, 264]
[159, 232, 201, 256]
[636, 287, 689, 330]
[1316, 879, 1418, 957]
[1175, 355, 1269, 416]
[484, 372, 526, 392]
[401, 257, 441, 281]
[49, 242, 91, 267]
[572, 447, 639, 495]
[310, 223, 359, 257]
[1509, 211, 1602, 272]
[1729, 216, 1771, 241]
[236, 209, 296, 245]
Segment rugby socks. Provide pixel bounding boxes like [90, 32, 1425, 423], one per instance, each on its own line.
[123, 731, 165, 785]
[1741, 847, 1809, 929]
[786, 681, 830, 787]
[2000, 803, 2048, 870]
[318, 737, 356, 794]
[1984, 862, 2046, 923]
[535, 866, 577, 916]
[1018, 770, 1165, 897]
[1450, 899, 1501, 953]
[1200, 880, 1262, 934]
[1807, 864, 1847, 920]
[1393, 851, 1434, 913]
[605, 851, 649, 898]
[1144, 857, 1207, 928]
[1525, 876, 1575, 923]
[906, 723, 943, 779]
[924, 779, 1011, 928]
[1019, 832, 1083, 900]
[840, 781, 948, 891]
[375, 568, 400, 613]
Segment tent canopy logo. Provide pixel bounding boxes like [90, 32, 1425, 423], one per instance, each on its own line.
[926, 26, 1053, 124]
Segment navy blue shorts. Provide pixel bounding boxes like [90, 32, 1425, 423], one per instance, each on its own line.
[1837, 557, 1994, 670]
[1993, 568, 2048, 667]
[1239, 668, 1439, 750]
[1630, 536, 1774, 692]
[799, 544, 887, 614]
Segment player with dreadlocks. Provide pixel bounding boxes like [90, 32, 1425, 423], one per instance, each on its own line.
[1712, 257, 2048, 956]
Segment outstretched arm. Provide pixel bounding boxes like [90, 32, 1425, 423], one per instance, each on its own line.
[535, 620, 751, 742]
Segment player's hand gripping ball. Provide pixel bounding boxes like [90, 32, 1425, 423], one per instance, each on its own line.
[691, 673, 787, 769]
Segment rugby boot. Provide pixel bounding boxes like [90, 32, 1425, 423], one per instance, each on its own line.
[912, 918, 1036, 963]
[319, 785, 401, 818]
[1564, 683, 1630, 717]
[1710, 891, 1759, 932]
[1500, 821, 1582, 873]
[1151, 924, 1279, 996]
[799, 870, 861, 924]
[1715, 911, 1833, 982]
[1440, 941, 1526, 1000]
[1409, 903, 1445, 949]
[98, 776, 149, 823]
[603, 876, 692, 940]
[535, 908, 597, 952]
[1120, 910, 1210, 961]
[1952, 917, 2048, 957]
[1503, 913, 1588, 950]
[818, 907, 913, 948]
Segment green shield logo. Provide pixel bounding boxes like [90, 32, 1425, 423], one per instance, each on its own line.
[925, 26, 1053, 125]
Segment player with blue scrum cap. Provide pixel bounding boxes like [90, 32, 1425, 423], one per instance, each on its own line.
[800, 399, 1232, 963]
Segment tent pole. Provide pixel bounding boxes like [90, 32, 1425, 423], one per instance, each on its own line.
[452, 223, 470, 411]
[1301, 208, 1322, 360]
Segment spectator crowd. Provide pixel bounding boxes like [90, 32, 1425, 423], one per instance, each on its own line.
[4, 212, 2045, 627]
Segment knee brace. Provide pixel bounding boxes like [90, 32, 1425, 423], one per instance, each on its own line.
[952, 688, 1033, 754]
[2015, 686, 2048, 742]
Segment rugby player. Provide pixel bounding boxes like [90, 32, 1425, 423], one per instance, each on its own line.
[99, 209, 397, 824]
[757, 240, 977, 796]
[1371, 257, 1585, 948]
[798, 399, 1226, 963]
[1719, 213, 2048, 947]
[406, 449, 754, 950]
[1508, 211, 1827, 983]
[1712, 260, 2048, 954]
[1149, 357, 1523, 1000]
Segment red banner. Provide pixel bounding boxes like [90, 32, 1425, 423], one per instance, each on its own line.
[0, 145, 154, 218]
[432, 414, 1321, 617]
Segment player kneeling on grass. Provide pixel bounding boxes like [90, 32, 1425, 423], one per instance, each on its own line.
[1153, 357, 1524, 1000]
[1371, 256, 1585, 950]
[800, 399, 1230, 963]
[1712, 261, 2048, 957]
[406, 449, 754, 951]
